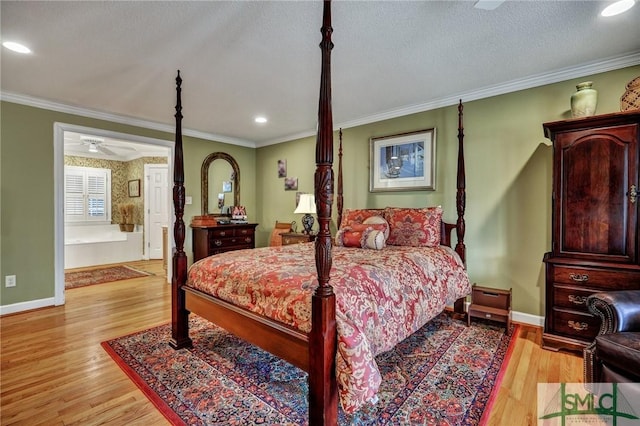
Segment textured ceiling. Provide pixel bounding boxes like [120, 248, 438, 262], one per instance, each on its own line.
[2, 1, 640, 147]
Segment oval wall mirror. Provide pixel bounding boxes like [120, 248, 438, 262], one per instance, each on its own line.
[201, 152, 240, 216]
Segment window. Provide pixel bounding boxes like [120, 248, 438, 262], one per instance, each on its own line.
[64, 166, 111, 223]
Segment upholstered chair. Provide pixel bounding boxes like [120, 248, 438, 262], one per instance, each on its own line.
[583, 290, 640, 385]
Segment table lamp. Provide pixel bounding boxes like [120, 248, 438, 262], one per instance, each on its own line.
[294, 193, 316, 235]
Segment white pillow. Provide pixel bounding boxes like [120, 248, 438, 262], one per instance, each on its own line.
[363, 215, 390, 239]
[364, 229, 386, 250]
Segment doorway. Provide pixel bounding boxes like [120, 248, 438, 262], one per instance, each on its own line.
[144, 164, 170, 260]
[54, 122, 174, 305]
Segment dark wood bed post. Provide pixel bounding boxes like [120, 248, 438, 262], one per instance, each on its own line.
[337, 128, 343, 229]
[309, 1, 338, 424]
[455, 99, 466, 262]
[453, 99, 467, 316]
[169, 71, 192, 350]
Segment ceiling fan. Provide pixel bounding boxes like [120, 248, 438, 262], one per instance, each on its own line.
[78, 136, 135, 156]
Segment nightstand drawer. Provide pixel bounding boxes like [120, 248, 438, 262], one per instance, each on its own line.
[281, 233, 315, 246]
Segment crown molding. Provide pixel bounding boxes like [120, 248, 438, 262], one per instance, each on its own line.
[257, 51, 640, 147]
[3, 51, 639, 149]
[0, 91, 257, 148]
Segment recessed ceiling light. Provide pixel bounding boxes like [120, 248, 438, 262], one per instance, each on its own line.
[2, 41, 31, 54]
[255, 116, 268, 124]
[601, 0, 635, 16]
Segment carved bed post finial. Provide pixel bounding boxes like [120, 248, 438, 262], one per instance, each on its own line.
[309, 1, 338, 424]
[170, 70, 192, 350]
[455, 99, 466, 263]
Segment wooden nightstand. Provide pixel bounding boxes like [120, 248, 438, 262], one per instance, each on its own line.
[281, 232, 315, 246]
[467, 284, 512, 331]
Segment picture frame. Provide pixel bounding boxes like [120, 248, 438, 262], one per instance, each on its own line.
[284, 177, 298, 191]
[222, 181, 232, 193]
[278, 159, 287, 178]
[369, 128, 436, 192]
[128, 179, 141, 197]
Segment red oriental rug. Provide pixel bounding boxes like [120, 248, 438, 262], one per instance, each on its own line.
[65, 265, 152, 289]
[103, 313, 518, 425]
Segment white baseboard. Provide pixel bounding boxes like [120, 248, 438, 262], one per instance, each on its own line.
[0, 298, 56, 316]
[512, 311, 544, 327]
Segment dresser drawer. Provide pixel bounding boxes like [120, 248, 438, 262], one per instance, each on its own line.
[551, 308, 600, 342]
[553, 266, 640, 290]
[553, 284, 594, 313]
[208, 227, 256, 238]
[208, 227, 236, 238]
[192, 223, 258, 262]
[209, 236, 254, 250]
[209, 244, 252, 255]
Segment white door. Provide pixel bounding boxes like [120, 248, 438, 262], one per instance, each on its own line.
[146, 165, 169, 259]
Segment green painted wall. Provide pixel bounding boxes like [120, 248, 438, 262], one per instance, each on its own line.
[1, 66, 638, 316]
[256, 65, 640, 317]
[0, 102, 256, 306]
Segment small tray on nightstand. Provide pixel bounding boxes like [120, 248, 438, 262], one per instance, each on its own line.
[467, 284, 512, 331]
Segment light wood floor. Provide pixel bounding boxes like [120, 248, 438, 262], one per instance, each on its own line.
[1, 262, 583, 425]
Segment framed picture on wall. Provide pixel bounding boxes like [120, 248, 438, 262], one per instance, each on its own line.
[128, 179, 141, 197]
[369, 128, 436, 192]
[278, 159, 287, 178]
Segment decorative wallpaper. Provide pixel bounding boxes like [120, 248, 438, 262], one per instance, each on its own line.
[64, 156, 167, 224]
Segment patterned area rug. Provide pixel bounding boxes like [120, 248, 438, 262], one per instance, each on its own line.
[103, 313, 517, 425]
[65, 265, 152, 289]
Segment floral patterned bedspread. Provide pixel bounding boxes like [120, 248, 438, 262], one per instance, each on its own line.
[187, 243, 471, 414]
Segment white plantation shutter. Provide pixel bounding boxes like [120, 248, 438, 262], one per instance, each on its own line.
[65, 173, 85, 218]
[87, 173, 106, 218]
[64, 166, 111, 222]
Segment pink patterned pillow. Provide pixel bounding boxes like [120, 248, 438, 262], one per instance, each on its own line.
[335, 229, 366, 247]
[340, 208, 384, 229]
[384, 206, 443, 247]
[349, 220, 389, 241]
[335, 228, 385, 250]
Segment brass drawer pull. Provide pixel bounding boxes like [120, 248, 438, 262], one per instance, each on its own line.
[568, 295, 588, 305]
[568, 320, 588, 331]
[214, 240, 222, 246]
[240, 229, 249, 234]
[219, 231, 227, 236]
[629, 184, 637, 204]
[569, 273, 589, 282]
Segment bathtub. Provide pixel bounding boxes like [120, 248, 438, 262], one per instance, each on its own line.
[64, 224, 144, 269]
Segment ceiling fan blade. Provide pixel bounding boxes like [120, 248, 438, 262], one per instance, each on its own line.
[97, 145, 117, 156]
[107, 145, 136, 151]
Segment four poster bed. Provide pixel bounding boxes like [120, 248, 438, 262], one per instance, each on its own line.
[169, 2, 470, 424]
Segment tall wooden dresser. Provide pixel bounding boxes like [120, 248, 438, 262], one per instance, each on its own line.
[192, 223, 258, 262]
[542, 111, 640, 352]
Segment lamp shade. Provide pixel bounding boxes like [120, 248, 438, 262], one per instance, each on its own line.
[294, 194, 316, 214]
[294, 194, 316, 234]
